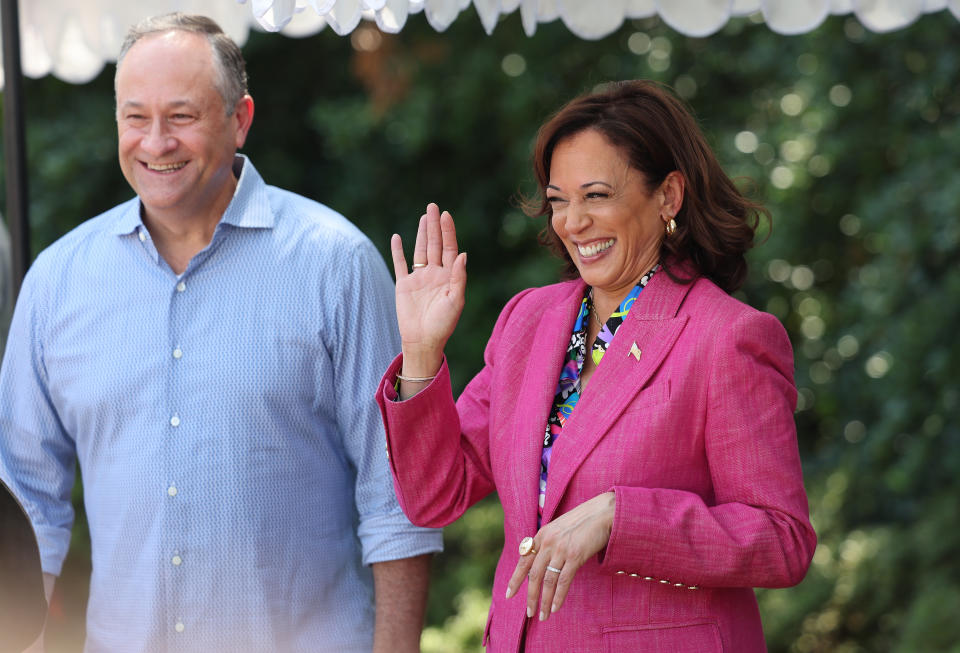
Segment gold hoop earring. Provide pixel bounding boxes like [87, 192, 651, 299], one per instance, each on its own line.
[665, 218, 677, 237]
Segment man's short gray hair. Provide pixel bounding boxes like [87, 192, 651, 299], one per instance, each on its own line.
[116, 13, 248, 115]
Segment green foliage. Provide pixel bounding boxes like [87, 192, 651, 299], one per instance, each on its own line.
[2, 7, 959, 652]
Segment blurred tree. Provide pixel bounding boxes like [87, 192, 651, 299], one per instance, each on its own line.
[1, 7, 959, 652]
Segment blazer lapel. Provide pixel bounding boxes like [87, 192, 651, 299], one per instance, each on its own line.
[507, 281, 586, 537]
[540, 272, 694, 523]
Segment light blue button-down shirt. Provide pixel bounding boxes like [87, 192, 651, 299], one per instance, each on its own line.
[0, 156, 442, 652]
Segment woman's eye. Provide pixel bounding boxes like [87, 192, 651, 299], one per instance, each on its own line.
[546, 196, 566, 203]
[586, 192, 608, 199]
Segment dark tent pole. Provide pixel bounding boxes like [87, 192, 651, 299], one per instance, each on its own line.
[2, 0, 29, 300]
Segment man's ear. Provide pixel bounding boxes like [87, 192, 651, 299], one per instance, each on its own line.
[233, 95, 255, 149]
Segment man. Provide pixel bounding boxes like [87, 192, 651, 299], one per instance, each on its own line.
[0, 13, 440, 653]
[0, 218, 11, 353]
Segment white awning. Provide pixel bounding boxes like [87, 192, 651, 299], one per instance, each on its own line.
[1, 0, 958, 87]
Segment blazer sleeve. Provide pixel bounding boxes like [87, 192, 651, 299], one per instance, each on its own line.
[375, 288, 534, 528]
[598, 310, 817, 589]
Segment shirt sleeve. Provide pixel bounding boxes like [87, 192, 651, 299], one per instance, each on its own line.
[0, 260, 78, 576]
[330, 238, 442, 565]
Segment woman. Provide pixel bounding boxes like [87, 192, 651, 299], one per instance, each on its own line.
[376, 80, 816, 652]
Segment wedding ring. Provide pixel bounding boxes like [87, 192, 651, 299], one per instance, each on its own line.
[546, 565, 562, 574]
[518, 536, 537, 556]
[412, 263, 427, 268]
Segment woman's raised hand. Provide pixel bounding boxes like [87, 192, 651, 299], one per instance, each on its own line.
[390, 203, 467, 386]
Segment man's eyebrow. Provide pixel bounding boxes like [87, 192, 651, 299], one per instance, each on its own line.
[119, 100, 196, 110]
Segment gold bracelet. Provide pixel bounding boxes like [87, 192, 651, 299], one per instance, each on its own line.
[396, 373, 437, 383]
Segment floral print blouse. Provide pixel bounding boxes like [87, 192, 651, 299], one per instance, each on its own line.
[538, 265, 659, 523]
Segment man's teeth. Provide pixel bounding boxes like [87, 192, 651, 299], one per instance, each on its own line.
[578, 239, 614, 257]
[147, 162, 187, 172]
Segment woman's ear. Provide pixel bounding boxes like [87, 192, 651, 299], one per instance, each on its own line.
[659, 170, 685, 222]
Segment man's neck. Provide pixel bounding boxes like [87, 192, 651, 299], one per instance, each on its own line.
[142, 172, 238, 275]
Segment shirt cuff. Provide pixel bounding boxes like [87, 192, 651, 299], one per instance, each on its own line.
[34, 524, 72, 577]
[358, 508, 443, 566]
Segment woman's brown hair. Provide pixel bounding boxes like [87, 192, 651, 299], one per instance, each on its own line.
[525, 80, 766, 293]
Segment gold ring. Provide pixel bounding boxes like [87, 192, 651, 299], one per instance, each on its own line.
[412, 263, 427, 269]
[518, 536, 536, 556]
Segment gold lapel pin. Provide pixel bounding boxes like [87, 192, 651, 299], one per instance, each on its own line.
[629, 342, 642, 361]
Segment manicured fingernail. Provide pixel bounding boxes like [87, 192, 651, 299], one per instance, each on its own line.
[539, 611, 546, 621]
[505, 588, 512, 599]
[526, 607, 533, 618]
[551, 603, 559, 613]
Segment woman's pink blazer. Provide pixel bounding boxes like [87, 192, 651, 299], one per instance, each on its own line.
[376, 270, 817, 653]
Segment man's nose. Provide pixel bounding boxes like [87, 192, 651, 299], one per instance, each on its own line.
[140, 121, 176, 157]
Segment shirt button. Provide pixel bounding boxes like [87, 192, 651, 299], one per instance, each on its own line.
[175, 622, 185, 633]
[172, 555, 182, 566]
[173, 347, 183, 360]
[170, 415, 181, 427]
[176, 281, 186, 293]
[138, 231, 146, 242]
[167, 485, 178, 497]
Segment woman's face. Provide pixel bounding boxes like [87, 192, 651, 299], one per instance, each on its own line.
[548, 129, 675, 304]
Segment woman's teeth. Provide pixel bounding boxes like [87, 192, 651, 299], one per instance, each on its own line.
[578, 239, 614, 257]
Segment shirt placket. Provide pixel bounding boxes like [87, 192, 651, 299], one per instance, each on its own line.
[165, 272, 190, 646]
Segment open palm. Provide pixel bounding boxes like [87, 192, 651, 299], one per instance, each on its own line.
[391, 203, 467, 362]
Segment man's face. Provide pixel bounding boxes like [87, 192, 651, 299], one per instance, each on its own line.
[115, 31, 251, 224]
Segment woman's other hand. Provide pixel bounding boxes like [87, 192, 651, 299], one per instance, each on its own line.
[390, 203, 467, 396]
[505, 491, 616, 621]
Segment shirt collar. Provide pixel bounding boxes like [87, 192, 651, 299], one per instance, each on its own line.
[109, 154, 275, 236]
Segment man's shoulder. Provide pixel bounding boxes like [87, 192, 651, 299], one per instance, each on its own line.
[264, 186, 369, 247]
[31, 198, 138, 271]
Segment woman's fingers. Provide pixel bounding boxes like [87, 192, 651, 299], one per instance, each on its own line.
[448, 253, 468, 307]
[412, 213, 428, 267]
[537, 560, 563, 620]
[440, 210, 459, 268]
[526, 560, 544, 619]
[406, 204, 460, 272]
[506, 539, 578, 621]
[390, 233, 408, 281]
[506, 493, 615, 621]
[505, 549, 536, 601]
[540, 560, 577, 618]
[426, 203, 443, 265]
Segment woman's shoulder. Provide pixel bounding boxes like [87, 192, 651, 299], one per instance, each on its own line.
[492, 279, 583, 332]
[508, 278, 582, 307]
[683, 276, 760, 320]
[681, 277, 792, 355]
